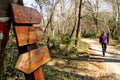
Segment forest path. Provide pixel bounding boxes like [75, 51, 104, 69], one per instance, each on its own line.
[82, 38, 120, 80]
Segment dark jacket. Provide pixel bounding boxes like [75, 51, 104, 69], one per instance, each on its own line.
[99, 34, 109, 44]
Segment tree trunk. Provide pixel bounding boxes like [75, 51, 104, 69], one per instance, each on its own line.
[75, 0, 82, 45]
[117, 2, 120, 41]
[70, 4, 77, 38]
[0, 0, 12, 74]
[44, 0, 59, 34]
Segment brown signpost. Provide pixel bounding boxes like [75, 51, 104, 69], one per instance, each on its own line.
[11, 3, 50, 80]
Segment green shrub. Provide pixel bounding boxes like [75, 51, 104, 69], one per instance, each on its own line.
[62, 34, 71, 44]
[82, 33, 98, 38]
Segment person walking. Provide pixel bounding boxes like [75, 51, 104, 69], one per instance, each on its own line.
[99, 31, 109, 56]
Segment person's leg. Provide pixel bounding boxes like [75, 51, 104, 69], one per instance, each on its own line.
[104, 43, 107, 52]
[102, 43, 105, 56]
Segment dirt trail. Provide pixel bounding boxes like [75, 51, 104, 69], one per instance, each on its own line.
[82, 38, 120, 80]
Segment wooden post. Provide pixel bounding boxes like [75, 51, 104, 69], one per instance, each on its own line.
[25, 67, 44, 80]
[34, 68, 45, 80]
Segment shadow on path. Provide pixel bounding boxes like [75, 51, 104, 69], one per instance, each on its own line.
[44, 65, 94, 80]
[89, 48, 101, 52]
[89, 54, 120, 63]
[89, 47, 120, 57]
[89, 47, 120, 63]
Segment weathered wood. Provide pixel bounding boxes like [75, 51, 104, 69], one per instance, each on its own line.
[24, 67, 44, 80]
[15, 26, 44, 46]
[11, 2, 48, 80]
[34, 68, 45, 80]
[18, 43, 37, 54]
[11, 3, 42, 24]
[15, 46, 50, 74]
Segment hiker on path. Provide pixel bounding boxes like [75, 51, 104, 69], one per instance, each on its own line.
[99, 31, 109, 56]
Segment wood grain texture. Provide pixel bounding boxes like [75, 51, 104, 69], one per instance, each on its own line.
[15, 26, 44, 46]
[15, 46, 50, 74]
[34, 68, 45, 80]
[11, 3, 42, 24]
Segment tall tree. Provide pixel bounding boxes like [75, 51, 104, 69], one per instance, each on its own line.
[70, 4, 77, 38]
[104, 0, 120, 41]
[0, 0, 15, 74]
[75, 0, 82, 45]
[44, 0, 59, 37]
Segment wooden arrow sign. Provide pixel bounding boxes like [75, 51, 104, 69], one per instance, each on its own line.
[11, 3, 42, 24]
[15, 26, 44, 46]
[15, 46, 50, 74]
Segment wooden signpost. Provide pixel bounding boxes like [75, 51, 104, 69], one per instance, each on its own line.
[11, 3, 50, 80]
